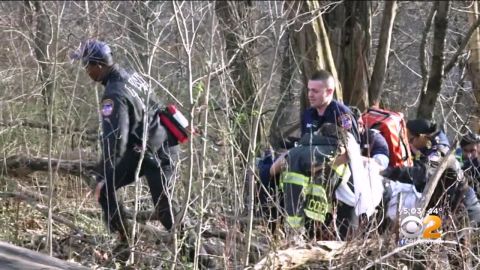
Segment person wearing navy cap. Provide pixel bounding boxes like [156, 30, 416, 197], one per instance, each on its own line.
[405, 119, 450, 159]
[381, 118, 480, 225]
[71, 39, 214, 267]
[301, 70, 360, 143]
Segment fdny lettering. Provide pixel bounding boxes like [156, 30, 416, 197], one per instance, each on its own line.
[338, 114, 352, 129]
[101, 99, 114, 117]
[125, 72, 150, 111]
[128, 72, 149, 95]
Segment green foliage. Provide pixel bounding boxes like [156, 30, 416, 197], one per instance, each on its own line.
[193, 80, 205, 103]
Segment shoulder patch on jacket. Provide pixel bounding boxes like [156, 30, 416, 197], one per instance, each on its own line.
[101, 99, 114, 117]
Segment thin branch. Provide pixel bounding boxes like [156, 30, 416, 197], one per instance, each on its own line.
[420, 4, 437, 94]
[418, 142, 457, 216]
[444, 16, 480, 74]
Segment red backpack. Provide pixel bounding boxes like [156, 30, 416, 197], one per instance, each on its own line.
[159, 104, 190, 145]
[361, 107, 413, 168]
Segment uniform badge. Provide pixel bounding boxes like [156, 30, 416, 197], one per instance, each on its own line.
[101, 99, 114, 117]
[338, 114, 352, 129]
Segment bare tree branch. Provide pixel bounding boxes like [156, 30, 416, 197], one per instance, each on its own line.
[444, 16, 480, 74]
[0, 241, 89, 270]
[417, 1, 451, 120]
[419, 3, 437, 95]
[368, 0, 397, 107]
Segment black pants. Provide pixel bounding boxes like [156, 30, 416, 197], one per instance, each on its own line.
[98, 145, 179, 236]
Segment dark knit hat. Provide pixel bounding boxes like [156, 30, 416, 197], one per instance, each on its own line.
[406, 119, 438, 136]
[460, 132, 480, 148]
[70, 39, 113, 66]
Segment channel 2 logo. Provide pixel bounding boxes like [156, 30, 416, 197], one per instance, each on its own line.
[400, 215, 442, 239]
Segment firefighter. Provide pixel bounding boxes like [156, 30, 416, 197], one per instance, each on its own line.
[256, 70, 360, 234]
[256, 70, 362, 235]
[270, 124, 356, 241]
[70, 39, 214, 267]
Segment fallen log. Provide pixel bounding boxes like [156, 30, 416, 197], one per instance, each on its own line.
[252, 239, 379, 270]
[3, 155, 96, 178]
[253, 241, 346, 270]
[0, 120, 97, 141]
[0, 241, 89, 270]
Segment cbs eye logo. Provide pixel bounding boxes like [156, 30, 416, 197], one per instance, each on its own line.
[400, 215, 442, 239]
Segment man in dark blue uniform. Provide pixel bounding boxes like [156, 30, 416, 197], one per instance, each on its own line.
[301, 70, 360, 143]
[259, 70, 360, 239]
[71, 39, 214, 267]
[72, 39, 176, 237]
[257, 70, 360, 234]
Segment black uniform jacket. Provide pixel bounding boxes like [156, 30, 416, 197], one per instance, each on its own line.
[99, 65, 167, 171]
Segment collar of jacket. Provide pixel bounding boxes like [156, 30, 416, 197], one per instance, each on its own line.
[101, 64, 121, 86]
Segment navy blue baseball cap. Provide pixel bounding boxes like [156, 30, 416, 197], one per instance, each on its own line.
[69, 39, 113, 66]
[406, 118, 438, 136]
[461, 132, 480, 148]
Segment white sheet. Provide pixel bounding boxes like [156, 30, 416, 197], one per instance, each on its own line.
[346, 133, 385, 217]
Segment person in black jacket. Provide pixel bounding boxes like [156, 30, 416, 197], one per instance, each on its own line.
[71, 39, 214, 267]
[72, 39, 175, 236]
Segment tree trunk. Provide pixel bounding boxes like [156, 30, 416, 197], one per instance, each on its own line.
[288, 1, 341, 116]
[127, 2, 150, 73]
[326, 1, 371, 111]
[417, 1, 450, 120]
[24, 1, 54, 121]
[215, 1, 259, 157]
[0, 241, 89, 270]
[467, 1, 480, 133]
[268, 30, 299, 148]
[368, 1, 397, 107]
